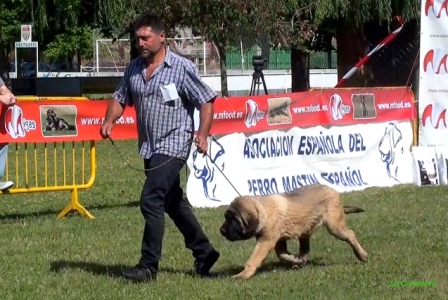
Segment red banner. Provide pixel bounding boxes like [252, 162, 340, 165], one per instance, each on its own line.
[209, 87, 417, 135]
[0, 87, 416, 143]
[0, 100, 138, 143]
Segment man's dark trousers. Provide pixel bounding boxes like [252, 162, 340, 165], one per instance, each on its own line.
[139, 154, 214, 273]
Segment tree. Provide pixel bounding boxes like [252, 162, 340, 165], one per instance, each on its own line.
[0, 0, 97, 88]
[313, 0, 420, 87]
[0, 1, 27, 86]
[95, 0, 312, 96]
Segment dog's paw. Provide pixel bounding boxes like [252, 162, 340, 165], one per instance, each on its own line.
[232, 270, 254, 280]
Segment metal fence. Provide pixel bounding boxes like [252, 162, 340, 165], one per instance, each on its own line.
[93, 38, 337, 76]
[226, 50, 337, 71]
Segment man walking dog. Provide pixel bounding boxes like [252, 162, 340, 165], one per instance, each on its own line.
[100, 12, 219, 283]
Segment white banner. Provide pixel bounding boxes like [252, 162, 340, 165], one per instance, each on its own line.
[186, 121, 415, 208]
[411, 146, 440, 186]
[418, 0, 448, 146]
[435, 145, 448, 184]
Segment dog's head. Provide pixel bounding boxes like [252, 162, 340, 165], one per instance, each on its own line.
[379, 122, 402, 164]
[47, 109, 56, 117]
[193, 137, 225, 177]
[219, 196, 261, 241]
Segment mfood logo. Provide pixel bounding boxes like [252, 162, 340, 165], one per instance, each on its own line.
[244, 99, 265, 128]
[4, 105, 37, 139]
[425, 0, 448, 19]
[423, 49, 448, 75]
[421, 103, 447, 129]
[329, 93, 350, 121]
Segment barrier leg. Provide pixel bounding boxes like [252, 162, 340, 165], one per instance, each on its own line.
[57, 188, 95, 220]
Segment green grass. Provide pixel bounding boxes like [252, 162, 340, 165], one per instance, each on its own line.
[0, 139, 446, 300]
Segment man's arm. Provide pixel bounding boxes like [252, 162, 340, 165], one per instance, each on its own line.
[0, 77, 15, 105]
[0, 84, 10, 95]
[197, 101, 214, 138]
[100, 64, 133, 138]
[104, 100, 126, 124]
[182, 62, 217, 153]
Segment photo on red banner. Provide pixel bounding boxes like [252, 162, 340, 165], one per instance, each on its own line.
[267, 96, 293, 126]
[351, 93, 377, 120]
[39, 105, 78, 137]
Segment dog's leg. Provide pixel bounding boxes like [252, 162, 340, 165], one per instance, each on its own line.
[274, 240, 307, 267]
[297, 235, 311, 265]
[233, 240, 276, 279]
[325, 212, 368, 262]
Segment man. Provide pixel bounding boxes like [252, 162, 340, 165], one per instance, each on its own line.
[100, 12, 219, 283]
[0, 75, 16, 191]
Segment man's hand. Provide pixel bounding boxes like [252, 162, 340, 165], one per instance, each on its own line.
[100, 100, 125, 139]
[0, 93, 16, 106]
[100, 122, 114, 139]
[195, 134, 208, 155]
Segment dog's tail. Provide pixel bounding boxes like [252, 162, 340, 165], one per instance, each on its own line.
[343, 205, 365, 214]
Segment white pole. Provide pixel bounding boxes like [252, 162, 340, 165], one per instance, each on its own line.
[240, 40, 244, 73]
[95, 40, 99, 75]
[203, 40, 206, 75]
[36, 43, 39, 78]
[14, 48, 17, 78]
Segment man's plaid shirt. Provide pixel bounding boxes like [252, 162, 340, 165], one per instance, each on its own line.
[113, 47, 217, 161]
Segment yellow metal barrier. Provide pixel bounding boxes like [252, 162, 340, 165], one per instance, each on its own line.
[0, 140, 97, 219]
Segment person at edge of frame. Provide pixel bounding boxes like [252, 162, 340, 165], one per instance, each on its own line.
[0, 75, 16, 191]
[99, 12, 220, 283]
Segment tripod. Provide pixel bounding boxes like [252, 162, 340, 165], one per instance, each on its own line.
[249, 70, 268, 96]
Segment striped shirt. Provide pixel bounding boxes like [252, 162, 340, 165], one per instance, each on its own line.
[113, 47, 217, 161]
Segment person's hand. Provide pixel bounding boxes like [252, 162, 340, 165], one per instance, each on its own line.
[195, 134, 208, 155]
[9, 93, 16, 105]
[100, 122, 114, 139]
[0, 93, 16, 106]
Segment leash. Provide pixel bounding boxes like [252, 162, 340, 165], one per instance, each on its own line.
[108, 136, 192, 172]
[108, 137, 242, 197]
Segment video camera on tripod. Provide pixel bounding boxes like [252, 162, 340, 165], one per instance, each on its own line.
[252, 55, 267, 73]
[249, 55, 268, 96]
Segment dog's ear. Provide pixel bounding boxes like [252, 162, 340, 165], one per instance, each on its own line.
[242, 214, 260, 238]
[391, 124, 402, 147]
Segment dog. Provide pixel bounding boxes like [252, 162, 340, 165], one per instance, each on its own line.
[378, 122, 404, 182]
[219, 183, 368, 279]
[45, 109, 75, 131]
[192, 136, 226, 202]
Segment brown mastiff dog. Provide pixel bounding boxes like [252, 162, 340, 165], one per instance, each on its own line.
[219, 183, 369, 279]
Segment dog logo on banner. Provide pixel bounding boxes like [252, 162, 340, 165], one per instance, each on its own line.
[244, 99, 264, 128]
[329, 93, 350, 121]
[4, 105, 26, 139]
[192, 136, 226, 202]
[378, 122, 405, 182]
[424, 0, 448, 19]
[421, 103, 447, 128]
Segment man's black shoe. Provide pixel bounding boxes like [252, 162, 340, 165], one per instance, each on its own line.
[122, 265, 157, 283]
[194, 250, 220, 276]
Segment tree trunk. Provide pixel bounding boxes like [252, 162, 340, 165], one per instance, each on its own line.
[290, 47, 310, 92]
[258, 35, 270, 70]
[336, 18, 369, 87]
[130, 29, 139, 60]
[216, 42, 228, 97]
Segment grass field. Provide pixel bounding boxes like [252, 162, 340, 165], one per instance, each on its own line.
[0, 139, 446, 300]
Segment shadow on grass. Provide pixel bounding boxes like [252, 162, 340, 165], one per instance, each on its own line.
[49, 258, 330, 279]
[0, 198, 195, 222]
[0, 201, 140, 222]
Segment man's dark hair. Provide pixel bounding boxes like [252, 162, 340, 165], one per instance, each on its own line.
[132, 12, 165, 34]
